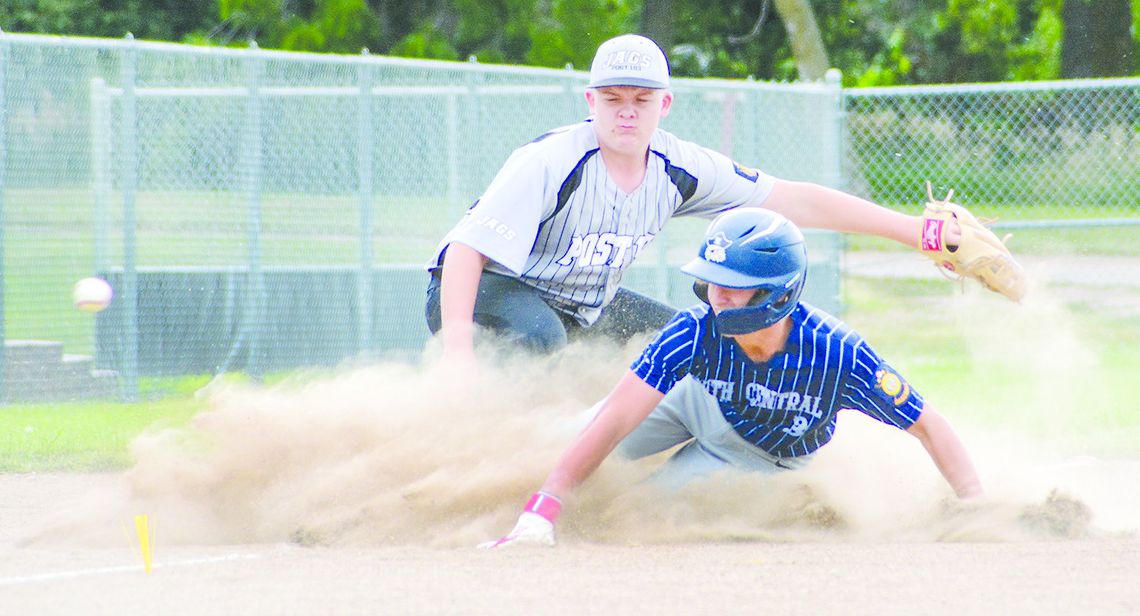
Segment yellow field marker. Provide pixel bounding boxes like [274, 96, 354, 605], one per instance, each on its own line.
[134, 514, 153, 574]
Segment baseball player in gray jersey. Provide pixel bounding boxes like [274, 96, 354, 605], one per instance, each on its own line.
[427, 33, 1023, 362]
[480, 208, 983, 548]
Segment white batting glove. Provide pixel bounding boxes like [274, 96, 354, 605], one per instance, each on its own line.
[478, 491, 562, 549]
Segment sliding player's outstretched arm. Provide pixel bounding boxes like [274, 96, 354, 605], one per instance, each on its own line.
[906, 403, 983, 499]
[479, 372, 665, 549]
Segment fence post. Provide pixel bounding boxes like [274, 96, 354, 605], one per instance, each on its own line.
[823, 68, 847, 314]
[459, 56, 482, 218]
[243, 42, 265, 381]
[119, 33, 140, 401]
[0, 29, 8, 403]
[823, 68, 846, 192]
[90, 78, 113, 274]
[356, 51, 374, 355]
[445, 89, 460, 214]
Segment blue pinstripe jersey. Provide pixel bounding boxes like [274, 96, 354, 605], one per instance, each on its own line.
[428, 119, 776, 325]
[631, 303, 925, 459]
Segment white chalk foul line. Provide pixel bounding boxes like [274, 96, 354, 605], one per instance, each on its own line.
[0, 553, 259, 586]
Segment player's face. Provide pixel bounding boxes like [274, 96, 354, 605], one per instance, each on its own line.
[586, 86, 672, 154]
[706, 284, 761, 314]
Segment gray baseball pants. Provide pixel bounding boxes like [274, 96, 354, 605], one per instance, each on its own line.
[425, 270, 676, 353]
[614, 376, 813, 488]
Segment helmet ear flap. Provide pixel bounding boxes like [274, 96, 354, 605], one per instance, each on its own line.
[692, 280, 710, 304]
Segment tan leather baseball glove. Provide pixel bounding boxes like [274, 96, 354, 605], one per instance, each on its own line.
[920, 182, 1027, 302]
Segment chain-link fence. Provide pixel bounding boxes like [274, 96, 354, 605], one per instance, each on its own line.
[2, 32, 1137, 402]
[844, 78, 1140, 225]
[0, 33, 848, 402]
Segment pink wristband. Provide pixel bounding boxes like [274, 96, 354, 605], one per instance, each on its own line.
[921, 218, 944, 252]
[524, 491, 563, 523]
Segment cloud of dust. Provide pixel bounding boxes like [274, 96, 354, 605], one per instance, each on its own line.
[23, 287, 1138, 548]
[950, 277, 1105, 438]
[905, 272, 1139, 537]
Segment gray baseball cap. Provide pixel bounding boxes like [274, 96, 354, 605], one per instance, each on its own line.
[588, 34, 670, 89]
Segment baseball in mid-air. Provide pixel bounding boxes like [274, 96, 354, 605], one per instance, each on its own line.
[72, 277, 114, 313]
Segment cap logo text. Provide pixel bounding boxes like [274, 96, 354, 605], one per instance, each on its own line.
[603, 50, 652, 72]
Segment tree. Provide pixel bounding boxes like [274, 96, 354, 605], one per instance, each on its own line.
[389, 0, 634, 69]
[528, 0, 636, 70]
[1, 0, 214, 41]
[930, 0, 1073, 83]
[638, 0, 787, 81]
[212, 0, 381, 52]
[640, 0, 677, 52]
[5, 0, 1135, 83]
[1060, 0, 1134, 77]
[771, 0, 829, 80]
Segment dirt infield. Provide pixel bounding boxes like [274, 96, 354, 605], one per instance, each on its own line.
[1, 351, 1138, 615]
[0, 474, 1137, 615]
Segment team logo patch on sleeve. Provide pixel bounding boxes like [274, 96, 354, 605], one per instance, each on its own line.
[874, 363, 911, 406]
[733, 161, 760, 182]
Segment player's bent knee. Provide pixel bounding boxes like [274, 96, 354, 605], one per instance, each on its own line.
[512, 328, 568, 353]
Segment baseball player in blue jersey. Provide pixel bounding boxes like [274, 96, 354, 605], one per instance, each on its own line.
[427, 33, 1025, 362]
[480, 208, 983, 548]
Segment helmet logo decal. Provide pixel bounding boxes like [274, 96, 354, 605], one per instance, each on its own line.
[704, 232, 732, 263]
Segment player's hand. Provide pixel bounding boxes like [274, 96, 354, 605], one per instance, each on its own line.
[477, 512, 555, 549]
[478, 491, 562, 549]
[942, 216, 963, 249]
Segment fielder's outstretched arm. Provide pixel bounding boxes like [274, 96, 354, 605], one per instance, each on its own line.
[762, 180, 929, 249]
[762, 179, 1026, 302]
[439, 241, 489, 362]
[905, 403, 984, 499]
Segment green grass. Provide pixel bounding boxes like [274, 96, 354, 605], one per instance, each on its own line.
[840, 275, 1140, 455]
[0, 397, 202, 472]
[0, 372, 290, 472]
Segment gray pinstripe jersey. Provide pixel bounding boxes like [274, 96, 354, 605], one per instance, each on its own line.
[428, 119, 777, 325]
[632, 303, 925, 459]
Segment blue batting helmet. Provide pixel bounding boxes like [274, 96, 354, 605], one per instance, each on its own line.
[680, 208, 808, 335]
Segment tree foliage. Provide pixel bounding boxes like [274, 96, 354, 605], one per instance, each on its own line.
[2, 0, 1136, 84]
[1, 0, 214, 42]
[210, 0, 380, 52]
